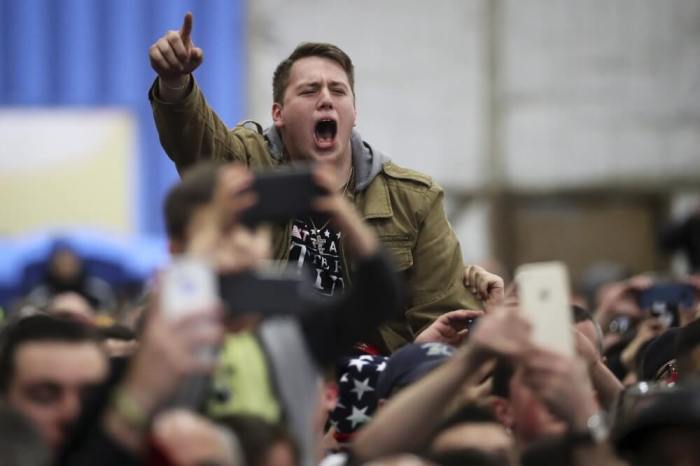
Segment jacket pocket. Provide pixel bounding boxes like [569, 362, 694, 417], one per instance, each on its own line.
[379, 235, 414, 271]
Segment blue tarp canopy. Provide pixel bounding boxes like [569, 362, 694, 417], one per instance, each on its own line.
[0, 229, 168, 308]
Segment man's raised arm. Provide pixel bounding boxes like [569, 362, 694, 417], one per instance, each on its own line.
[148, 13, 255, 174]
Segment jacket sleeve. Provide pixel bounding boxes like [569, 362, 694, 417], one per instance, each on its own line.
[299, 249, 404, 367]
[403, 186, 480, 338]
[148, 77, 250, 175]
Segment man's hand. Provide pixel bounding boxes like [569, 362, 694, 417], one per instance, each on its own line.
[312, 164, 379, 258]
[149, 12, 204, 91]
[153, 409, 239, 466]
[414, 309, 484, 346]
[468, 304, 532, 360]
[120, 286, 224, 419]
[186, 164, 263, 272]
[521, 348, 600, 431]
[463, 265, 504, 312]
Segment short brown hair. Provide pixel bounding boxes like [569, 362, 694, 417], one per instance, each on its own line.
[163, 161, 223, 242]
[272, 42, 355, 104]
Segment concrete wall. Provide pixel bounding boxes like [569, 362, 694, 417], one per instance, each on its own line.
[246, 0, 700, 265]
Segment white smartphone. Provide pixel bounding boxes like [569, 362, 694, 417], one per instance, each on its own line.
[161, 257, 218, 320]
[515, 261, 574, 356]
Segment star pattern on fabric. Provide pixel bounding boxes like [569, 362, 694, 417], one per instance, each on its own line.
[330, 354, 388, 439]
[350, 377, 375, 401]
[346, 406, 371, 429]
[347, 358, 370, 373]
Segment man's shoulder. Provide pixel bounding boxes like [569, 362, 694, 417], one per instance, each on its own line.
[380, 161, 441, 195]
[228, 121, 278, 166]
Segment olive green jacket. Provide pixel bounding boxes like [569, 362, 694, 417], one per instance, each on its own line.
[149, 79, 479, 353]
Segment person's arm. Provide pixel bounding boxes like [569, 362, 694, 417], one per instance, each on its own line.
[148, 13, 256, 174]
[60, 288, 224, 465]
[574, 329, 623, 409]
[351, 306, 533, 462]
[403, 186, 481, 339]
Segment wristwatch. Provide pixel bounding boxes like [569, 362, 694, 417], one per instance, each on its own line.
[569, 411, 609, 445]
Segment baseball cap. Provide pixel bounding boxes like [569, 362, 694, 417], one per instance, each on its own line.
[375, 342, 455, 400]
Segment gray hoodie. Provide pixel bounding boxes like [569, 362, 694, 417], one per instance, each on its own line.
[263, 126, 388, 192]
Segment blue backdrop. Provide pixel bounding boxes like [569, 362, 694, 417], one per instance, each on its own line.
[0, 0, 245, 235]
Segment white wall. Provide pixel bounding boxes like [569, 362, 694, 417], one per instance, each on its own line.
[246, 0, 700, 262]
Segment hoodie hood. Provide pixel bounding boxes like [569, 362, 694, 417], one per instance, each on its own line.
[263, 125, 388, 192]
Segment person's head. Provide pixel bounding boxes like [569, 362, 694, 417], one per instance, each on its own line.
[0, 315, 108, 450]
[271, 43, 357, 168]
[376, 343, 455, 402]
[488, 358, 565, 445]
[615, 384, 700, 466]
[164, 161, 222, 254]
[430, 404, 513, 460]
[219, 415, 298, 466]
[676, 317, 700, 380]
[47, 244, 83, 284]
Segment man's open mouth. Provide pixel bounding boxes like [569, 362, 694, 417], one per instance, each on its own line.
[314, 119, 337, 150]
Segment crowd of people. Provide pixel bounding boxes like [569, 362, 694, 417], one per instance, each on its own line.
[3, 12, 700, 466]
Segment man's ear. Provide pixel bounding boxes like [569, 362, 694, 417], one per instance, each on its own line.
[490, 396, 514, 430]
[272, 102, 283, 128]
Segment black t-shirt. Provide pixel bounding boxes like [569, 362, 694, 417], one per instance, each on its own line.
[288, 218, 345, 297]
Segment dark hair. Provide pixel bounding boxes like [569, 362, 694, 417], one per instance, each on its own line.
[217, 415, 299, 466]
[163, 161, 223, 242]
[0, 315, 100, 394]
[272, 42, 355, 104]
[677, 318, 700, 359]
[491, 358, 514, 399]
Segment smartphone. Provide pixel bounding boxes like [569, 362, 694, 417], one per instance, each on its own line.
[638, 282, 693, 328]
[639, 282, 694, 311]
[218, 262, 313, 317]
[240, 165, 327, 226]
[161, 257, 219, 320]
[515, 261, 574, 356]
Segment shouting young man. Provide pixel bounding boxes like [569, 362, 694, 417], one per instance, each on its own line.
[148, 13, 481, 353]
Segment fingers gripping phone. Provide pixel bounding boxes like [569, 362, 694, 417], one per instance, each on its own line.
[240, 165, 328, 227]
[515, 261, 574, 356]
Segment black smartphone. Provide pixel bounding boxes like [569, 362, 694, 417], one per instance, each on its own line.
[240, 165, 327, 226]
[218, 265, 314, 317]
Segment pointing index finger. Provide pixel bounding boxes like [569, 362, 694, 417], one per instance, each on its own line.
[180, 12, 193, 44]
